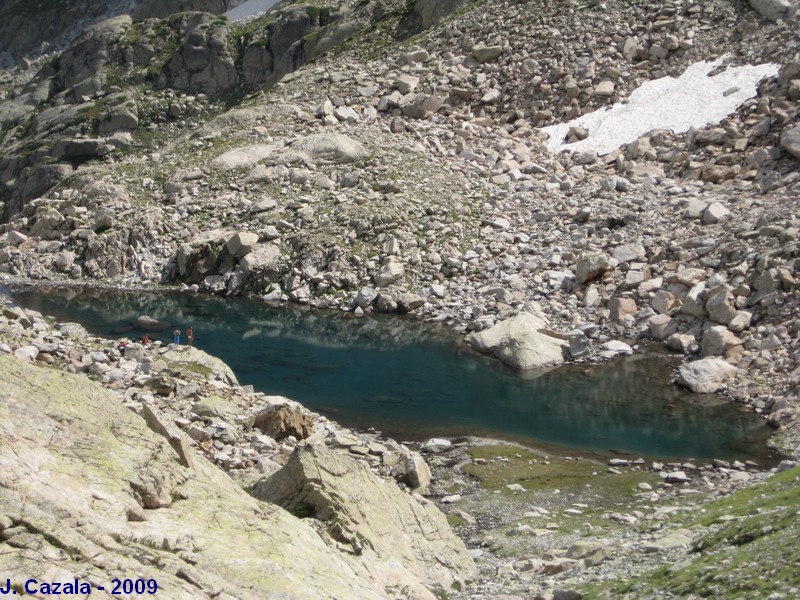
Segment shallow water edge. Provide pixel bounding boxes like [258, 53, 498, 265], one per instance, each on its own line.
[3, 281, 778, 464]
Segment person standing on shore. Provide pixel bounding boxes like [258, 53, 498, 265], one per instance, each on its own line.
[173, 328, 181, 345]
[187, 326, 194, 348]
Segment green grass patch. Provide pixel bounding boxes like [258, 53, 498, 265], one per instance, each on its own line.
[288, 501, 315, 518]
[461, 444, 660, 537]
[464, 445, 655, 498]
[166, 360, 213, 378]
[585, 467, 800, 599]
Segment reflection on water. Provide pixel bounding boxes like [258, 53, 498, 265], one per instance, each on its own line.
[9, 285, 775, 462]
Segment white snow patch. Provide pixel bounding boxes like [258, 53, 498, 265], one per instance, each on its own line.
[224, 0, 281, 21]
[541, 57, 780, 156]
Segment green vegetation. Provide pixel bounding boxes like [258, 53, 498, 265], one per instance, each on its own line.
[232, 12, 273, 42]
[584, 467, 800, 599]
[288, 501, 316, 518]
[304, 4, 333, 22]
[464, 444, 656, 499]
[460, 444, 660, 541]
[166, 360, 213, 378]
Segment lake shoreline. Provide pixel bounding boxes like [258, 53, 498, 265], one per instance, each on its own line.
[2, 275, 781, 464]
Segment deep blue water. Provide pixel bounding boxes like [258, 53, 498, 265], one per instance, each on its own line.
[8, 285, 774, 461]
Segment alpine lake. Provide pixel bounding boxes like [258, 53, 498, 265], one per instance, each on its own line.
[7, 284, 776, 464]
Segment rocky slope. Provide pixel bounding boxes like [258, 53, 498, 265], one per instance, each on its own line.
[0, 301, 475, 599]
[1, 0, 799, 456]
[1, 0, 800, 595]
[0, 0, 251, 66]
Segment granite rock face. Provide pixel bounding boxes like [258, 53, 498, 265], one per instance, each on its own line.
[253, 444, 476, 597]
[0, 354, 397, 599]
[415, 0, 470, 28]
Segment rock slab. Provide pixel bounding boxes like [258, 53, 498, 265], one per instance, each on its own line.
[253, 444, 476, 594]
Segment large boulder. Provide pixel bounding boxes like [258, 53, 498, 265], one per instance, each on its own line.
[701, 326, 741, 357]
[781, 124, 800, 160]
[159, 346, 238, 385]
[466, 312, 568, 370]
[253, 445, 476, 596]
[415, 0, 470, 28]
[226, 231, 260, 258]
[239, 243, 284, 277]
[253, 404, 315, 441]
[286, 133, 369, 165]
[676, 358, 738, 393]
[575, 253, 611, 284]
[164, 13, 239, 98]
[705, 290, 736, 325]
[211, 144, 276, 170]
[749, 0, 798, 21]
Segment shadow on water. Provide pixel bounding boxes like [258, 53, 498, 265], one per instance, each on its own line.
[7, 284, 777, 463]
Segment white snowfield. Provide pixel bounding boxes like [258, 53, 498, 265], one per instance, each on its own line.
[541, 57, 781, 156]
[224, 0, 281, 21]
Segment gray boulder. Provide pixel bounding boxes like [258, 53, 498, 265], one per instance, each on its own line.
[212, 144, 275, 170]
[242, 42, 273, 85]
[613, 243, 645, 264]
[471, 44, 504, 63]
[466, 312, 568, 370]
[164, 13, 239, 98]
[676, 358, 737, 393]
[374, 260, 405, 287]
[781, 125, 800, 160]
[749, 0, 798, 21]
[239, 243, 283, 279]
[576, 253, 610, 284]
[226, 231, 260, 258]
[97, 103, 139, 135]
[287, 133, 369, 165]
[706, 290, 736, 325]
[253, 445, 476, 593]
[11, 164, 73, 215]
[701, 326, 741, 357]
[62, 139, 115, 158]
[13, 345, 39, 362]
[415, 0, 469, 28]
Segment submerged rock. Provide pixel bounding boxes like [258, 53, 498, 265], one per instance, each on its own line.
[133, 315, 168, 331]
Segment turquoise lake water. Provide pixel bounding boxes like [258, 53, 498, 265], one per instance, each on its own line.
[8, 285, 775, 461]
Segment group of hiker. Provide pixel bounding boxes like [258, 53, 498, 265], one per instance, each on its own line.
[172, 326, 194, 347]
[117, 325, 196, 357]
